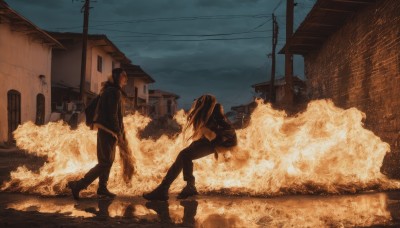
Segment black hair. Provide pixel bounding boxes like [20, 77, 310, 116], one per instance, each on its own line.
[112, 68, 125, 85]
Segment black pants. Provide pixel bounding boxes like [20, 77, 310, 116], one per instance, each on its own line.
[161, 138, 215, 187]
[79, 129, 117, 189]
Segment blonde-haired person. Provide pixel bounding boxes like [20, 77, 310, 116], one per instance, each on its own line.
[143, 94, 237, 201]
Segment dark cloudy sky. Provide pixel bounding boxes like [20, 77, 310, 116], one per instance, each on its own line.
[7, 0, 315, 110]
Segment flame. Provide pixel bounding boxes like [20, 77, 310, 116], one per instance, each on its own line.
[1, 99, 399, 196]
[6, 192, 395, 227]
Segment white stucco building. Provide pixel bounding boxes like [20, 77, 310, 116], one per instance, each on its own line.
[0, 1, 62, 143]
[123, 63, 155, 115]
[48, 32, 131, 108]
[149, 90, 180, 119]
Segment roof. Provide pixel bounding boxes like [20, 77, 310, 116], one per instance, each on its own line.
[149, 89, 180, 99]
[231, 101, 257, 112]
[47, 32, 130, 64]
[122, 63, 155, 83]
[252, 76, 305, 88]
[0, 1, 63, 48]
[279, 0, 377, 55]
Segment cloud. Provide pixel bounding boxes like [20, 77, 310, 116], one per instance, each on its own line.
[6, 0, 312, 110]
[196, 0, 261, 8]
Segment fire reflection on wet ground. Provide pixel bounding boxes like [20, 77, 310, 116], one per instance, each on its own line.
[2, 191, 400, 227]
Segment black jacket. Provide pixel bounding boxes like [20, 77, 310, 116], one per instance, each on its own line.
[206, 104, 237, 148]
[94, 83, 124, 136]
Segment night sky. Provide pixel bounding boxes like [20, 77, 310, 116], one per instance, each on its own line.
[7, 0, 315, 110]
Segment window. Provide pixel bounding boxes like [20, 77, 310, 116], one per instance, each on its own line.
[143, 85, 147, 94]
[36, 94, 45, 125]
[167, 100, 172, 115]
[7, 90, 21, 143]
[97, 55, 103, 72]
[112, 61, 115, 69]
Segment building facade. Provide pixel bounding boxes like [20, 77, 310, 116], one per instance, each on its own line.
[283, 0, 400, 176]
[252, 76, 307, 104]
[123, 63, 155, 115]
[49, 32, 130, 110]
[0, 1, 62, 143]
[149, 90, 180, 119]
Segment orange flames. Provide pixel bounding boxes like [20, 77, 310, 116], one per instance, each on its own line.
[6, 192, 394, 226]
[1, 99, 399, 196]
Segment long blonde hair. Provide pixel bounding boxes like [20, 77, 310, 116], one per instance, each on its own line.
[185, 94, 217, 139]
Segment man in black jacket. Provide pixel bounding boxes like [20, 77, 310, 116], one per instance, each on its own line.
[68, 68, 127, 200]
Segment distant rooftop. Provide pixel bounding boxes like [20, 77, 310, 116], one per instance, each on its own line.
[149, 89, 180, 99]
[48, 31, 131, 64]
[0, 1, 63, 48]
[122, 63, 155, 84]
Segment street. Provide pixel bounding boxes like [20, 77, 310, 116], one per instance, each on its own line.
[1, 147, 400, 227]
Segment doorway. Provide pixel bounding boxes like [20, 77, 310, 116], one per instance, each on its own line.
[7, 90, 21, 143]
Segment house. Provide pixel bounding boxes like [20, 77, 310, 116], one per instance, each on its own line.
[122, 63, 155, 115]
[281, 0, 400, 175]
[48, 32, 131, 110]
[252, 76, 307, 104]
[148, 90, 180, 119]
[0, 1, 63, 143]
[230, 101, 258, 128]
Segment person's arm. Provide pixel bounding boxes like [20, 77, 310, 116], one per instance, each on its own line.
[105, 89, 122, 136]
[210, 115, 237, 147]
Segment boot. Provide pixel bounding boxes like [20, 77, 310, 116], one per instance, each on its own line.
[177, 182, 198, 199]
[97, 186, 117, 198]
[143, 184, 169, 201]
[67, 180, 83, 200]
[145, 201, 172, 224]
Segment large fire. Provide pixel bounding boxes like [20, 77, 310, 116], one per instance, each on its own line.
[5, 192, 394, 227]
[1, 99, 399, 196]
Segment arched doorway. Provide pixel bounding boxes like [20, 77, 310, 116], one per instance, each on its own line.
[7, 90, 21, 143]
[36, 93, 45, 125]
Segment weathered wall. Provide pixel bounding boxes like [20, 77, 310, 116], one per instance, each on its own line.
[134, 78, 148, 102]
[304, 0, 400, 176]
[51, 41, 120, 94]
[51, 41, 81, 89]
[0, 22, 52, 142]
[89, 44, 120, 94]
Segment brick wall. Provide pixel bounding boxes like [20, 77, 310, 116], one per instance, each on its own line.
[304, 0, 400, 176]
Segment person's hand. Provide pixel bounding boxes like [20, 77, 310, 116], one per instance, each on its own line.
[118, 133, 124, 143]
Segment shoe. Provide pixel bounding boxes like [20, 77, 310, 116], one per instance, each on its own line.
[67, 181, 82, 200]
[145, 201, 172, 223]
[143, 185, 169, 201]
[177, 184, 198, 199]
[97, 187, 116, 198]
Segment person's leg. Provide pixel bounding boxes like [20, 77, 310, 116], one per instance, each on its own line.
[97, 129, 117, 197]
[143, 138, 215, 201]
[178, 138, 215, 199]
[68, 129, 116, 199]
[181, 138, 215, 184]
[143, 146, 189, 201]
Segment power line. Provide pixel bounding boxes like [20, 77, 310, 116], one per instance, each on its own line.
[113, 36, 272, 43]
[91, 13, 271, 23]
[273, 0, 284, 13]
[86, 18, 273, 38]
[54, 13, 272, 30]
[104, 30, 271, 38]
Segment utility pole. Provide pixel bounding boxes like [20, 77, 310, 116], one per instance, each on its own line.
[284, 0, 294, 105]
[270, 14, 278, 103]
[79, 0, 90, 103]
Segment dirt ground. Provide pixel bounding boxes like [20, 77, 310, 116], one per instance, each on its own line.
[1, 147, 400, 227]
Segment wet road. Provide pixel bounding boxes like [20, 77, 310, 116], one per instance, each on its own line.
[1, 147, 400, 227]
[1, 191, 400, 227]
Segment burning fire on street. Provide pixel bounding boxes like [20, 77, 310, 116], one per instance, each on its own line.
[5, 192, 395, 227]
[1, 99, 400, 197]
